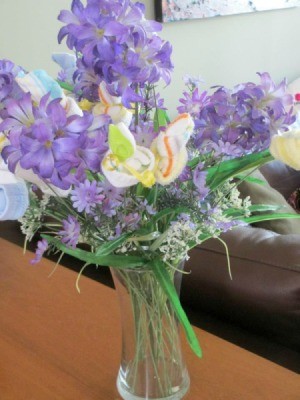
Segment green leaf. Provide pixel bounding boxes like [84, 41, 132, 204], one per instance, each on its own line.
[248, 204, 281, 213]
[109, 124, 135, 162]
[95, 233, 132, 256]
[148, 206, 190, 227]
[241, 212, 300, 224]
[128, 232, 161, 242]
[146, 184, 159, 205]
[154, 108, 170, 132]
[42, 235, 146, 269]
[224, 204, 281, 218]
[235, 174, 266, 185]
[223, 208, 249, 218]
[135, 182, 147, 197]
[56, 80, 74, 92]
[187, 156, 201, 169]
[206, 150, 273, 191]
[150, 259, 202, 358]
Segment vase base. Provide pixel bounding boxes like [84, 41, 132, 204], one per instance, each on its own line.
[117, 374, 190, 400]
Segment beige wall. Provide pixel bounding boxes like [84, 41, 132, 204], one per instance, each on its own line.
[1, 0, 300, 116]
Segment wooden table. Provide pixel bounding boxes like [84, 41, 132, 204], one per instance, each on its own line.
[0, 238, 299, 400]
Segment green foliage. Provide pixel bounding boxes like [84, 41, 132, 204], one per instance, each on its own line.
[150, 259, 202, 358]
[153, 108, 170, 132]
[42, 235, 147, 268]
[241, 213, 300, 224]
[206, 150, 273, 191]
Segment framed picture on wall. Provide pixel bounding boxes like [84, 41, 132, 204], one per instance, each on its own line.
[155, 0, 300, 23]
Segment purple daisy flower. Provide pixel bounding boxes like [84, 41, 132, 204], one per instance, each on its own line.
[59, 215, 80, 248]
[31, 239, 48, 265]
[178, 88, 208, 116]
[71, 179, 105, 214]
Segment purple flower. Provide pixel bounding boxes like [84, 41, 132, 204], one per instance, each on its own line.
[1, 93, 108, 189]
[179, 72, 295, 161]
[74, 114, 109, 173]
[58, 0, 173, 105]
[0, 59, 22, 103]
[131, 120, 157, 147]
[183, 74, 205, 90]
[178, 88, 208, 116]
[178, 166, 192, 182]
[122, 212, 141, 229]
[71, 179, 105, 213]
[59, 215, 80, 248]
[98, 180, 124, 217]
[31, 239, 48, 265]
[98, 180, 124, 202]
[193, 163, 209, 200]
[210, 140, 243, 158]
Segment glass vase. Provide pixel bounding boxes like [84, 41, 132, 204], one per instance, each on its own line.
[111, 262, 190, 400]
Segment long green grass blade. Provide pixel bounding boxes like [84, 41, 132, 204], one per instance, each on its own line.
[150, 259, 202, 358]
[42, 235, 147, 268]
[241, 213, 300, 224]
[248, 204, 281, 213]
[149, 206, 190, 227]
[206, 150, 273, 191]
[95, 233, 131, 256]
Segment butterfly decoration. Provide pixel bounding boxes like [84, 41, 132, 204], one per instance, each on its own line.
[151, 113, 194, 185]
[102, 113, 194, 188]
[16, 69, 82, 116]
[93, 82, 133, 126]
[102, 123, 155, 188]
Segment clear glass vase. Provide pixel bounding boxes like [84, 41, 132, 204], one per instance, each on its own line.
[111, 262, 190, 400]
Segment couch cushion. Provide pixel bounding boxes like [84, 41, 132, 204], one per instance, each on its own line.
[182, 226, 300, 352]
[238, 169, 300, 235]
[260, 160, 300, 199]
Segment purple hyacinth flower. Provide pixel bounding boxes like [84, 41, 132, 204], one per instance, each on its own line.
[0, 93, 103, 189]
[59, 215, 80, 248]
[0, 59, 22, 103]
[31, 239, 48, 265]
[179, 72, 295, 161]
[58, 0, 173, 106]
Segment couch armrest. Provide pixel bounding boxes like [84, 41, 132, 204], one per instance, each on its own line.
[182, 226, 300, 351]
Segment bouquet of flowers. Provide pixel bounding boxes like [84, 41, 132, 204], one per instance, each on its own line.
[0, 1, 298, 399]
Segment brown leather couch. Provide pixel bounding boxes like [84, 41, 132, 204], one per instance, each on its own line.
[182, 161, 300, 355]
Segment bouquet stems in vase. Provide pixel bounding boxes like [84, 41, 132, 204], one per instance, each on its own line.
[111, 263, 189, 400]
